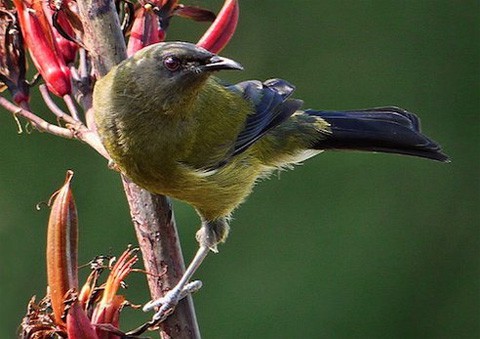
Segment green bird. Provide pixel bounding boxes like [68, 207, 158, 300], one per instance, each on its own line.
[93, 41, 448, 322]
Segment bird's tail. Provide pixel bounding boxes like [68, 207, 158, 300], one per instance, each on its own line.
[306, 107, 449, 162]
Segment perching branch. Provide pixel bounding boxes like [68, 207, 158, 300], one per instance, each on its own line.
[75, 1, 200, 338]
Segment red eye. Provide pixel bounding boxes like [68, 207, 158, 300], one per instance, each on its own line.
[163, 56, 181, 71]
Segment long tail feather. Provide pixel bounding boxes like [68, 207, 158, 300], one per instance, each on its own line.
[307, 107, 449, 162]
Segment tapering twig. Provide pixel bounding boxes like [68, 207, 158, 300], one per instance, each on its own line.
[39, 85, 73, 119]
[63, 94, 80, 121]
[0, 94, 109, 159]
[0, 96, 72, 138]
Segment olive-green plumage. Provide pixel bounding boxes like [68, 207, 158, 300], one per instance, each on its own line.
[93, 42, 448, 249]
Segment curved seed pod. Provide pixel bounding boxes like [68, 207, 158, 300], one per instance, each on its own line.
[197, 0, 239, 53]
[46, 170, 78, 325]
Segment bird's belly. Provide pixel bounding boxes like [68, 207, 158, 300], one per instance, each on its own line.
[122, 156, 259, 220]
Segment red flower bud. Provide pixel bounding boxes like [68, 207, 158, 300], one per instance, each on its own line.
[13, 0, 71, 97]
[66, 302, 99, 339]
[127, 4, 163, 57]
[127, 0, 216, 56]
[42, 0, 78, 64]
[197, 0, 239, 53]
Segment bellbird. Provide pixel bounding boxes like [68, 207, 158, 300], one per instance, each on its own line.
[93, 41, 448, 321]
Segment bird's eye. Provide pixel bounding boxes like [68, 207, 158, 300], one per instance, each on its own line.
[163, 56, 181, 72]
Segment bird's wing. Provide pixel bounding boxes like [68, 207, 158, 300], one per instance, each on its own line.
[227, 78, 303, 158]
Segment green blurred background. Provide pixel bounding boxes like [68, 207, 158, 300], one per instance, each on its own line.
[1, 0, 478, 338]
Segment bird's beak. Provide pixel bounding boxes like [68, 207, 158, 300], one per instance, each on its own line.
[202, 55, 244, 72]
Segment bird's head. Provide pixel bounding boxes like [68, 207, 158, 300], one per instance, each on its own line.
[118, 42, 243, 112]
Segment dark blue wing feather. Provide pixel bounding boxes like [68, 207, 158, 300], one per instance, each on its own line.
[227, 78, 303, 157]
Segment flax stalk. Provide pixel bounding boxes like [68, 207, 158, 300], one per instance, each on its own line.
[75, 1, 200, 337]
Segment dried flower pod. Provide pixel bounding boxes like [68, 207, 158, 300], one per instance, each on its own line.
[46, 170, 78, 325]
[197, 0, 239, 53]
[91, 247, 138, 338]
[0, 3, 29, 103]
[78, 270, 98, 309]
[19, 296, 63, 339]
[173, 4, 216, 22]
[13, 0, 71, 97]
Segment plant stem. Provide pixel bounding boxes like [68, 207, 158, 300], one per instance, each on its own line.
[75, 1, 200, 337]
[122, 177, 201, 338]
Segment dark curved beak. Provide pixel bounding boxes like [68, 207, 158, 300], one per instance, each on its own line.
[202, 55, 243, 72]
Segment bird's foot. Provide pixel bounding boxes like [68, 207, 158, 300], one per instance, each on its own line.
[137, 245, 211, 330]
[143, 280, 203, 323]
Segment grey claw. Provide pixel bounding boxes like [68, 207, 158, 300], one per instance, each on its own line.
[142, 280, 202, 316]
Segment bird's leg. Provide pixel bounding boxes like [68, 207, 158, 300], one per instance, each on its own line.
[142, 217, 229, 324]
[142, 246, 208, 323]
